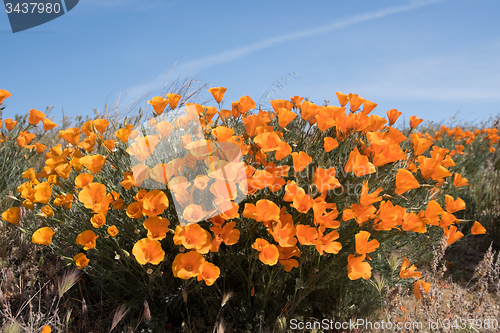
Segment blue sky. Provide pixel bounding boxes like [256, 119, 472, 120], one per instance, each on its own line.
[1, 0, 500, 127]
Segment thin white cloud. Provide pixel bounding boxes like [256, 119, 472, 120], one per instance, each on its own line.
[117, 0, 448, 108]
[348, 51, 500, 101]
[178, 0, 447, 72]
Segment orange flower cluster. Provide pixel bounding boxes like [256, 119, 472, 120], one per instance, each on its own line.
[1, 86, 496, 293]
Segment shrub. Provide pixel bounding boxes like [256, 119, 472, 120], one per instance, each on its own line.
[1, 88, 499, 331]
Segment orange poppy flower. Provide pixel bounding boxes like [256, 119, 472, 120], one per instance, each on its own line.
[53, 193, 73, 210]
[471, 221, 486, 235]
[74, 253, 89, 269]
[425, 200, 443, 219]
[129, 164, 150, 187]
[360, 181, 383, 206]
[445, 195, 465, 213]
[143, 216, 170, 240]
[197, 262, 220, 286]
[259, 244, 280, 266]
[386, 109, 402, 125]
[300, 101, 320, 121]
[16, 131, 36, 148]
[132, 238, 165, 265]
[0, 89, 11, 104]
[76, 230, 98, 250]
[347, 254, 371, 280]
[292, 193, 315, 214]
[252, 238, 270, 252]
[148, 96, 169, 115]
[58, 128, 81, 146]
[243, 200, 280, 223]
[4, 119, 18, 131]
[212, 126, 234, 142]
[120, 172, 136, 190]
[115, 127, 132, 143]
[107, 225, 119, 237]
[32, 227, 55, 246]
[90, 212, 106, 228]
[173, 224, 210, 252]
[414, 280, 431, 299]
[274, 141, 292, 160]
[323, 137, 339, 152]
[166, 93, 182, 109]
[2, 207, 20, 224]
[443, 225, 463, 245]
[399, 257, 422, 279]
[182, 204, 207, 224]
[33, 142, 47, 154]
[78, 183, 108, 211]
[93, 119, 109, 133]
[28, 109, 46, 126]
[34, 181, 53, 204]
[254, 132, 283, 152]
[127, 135, 161, 162]
[362, 100, 377, 115]
[154, 121, 173, 139]
[453, 173, 468, 187]
[439, 212, 457, 228]
[41, 205, 54, 218]
[75, 173, 94, 189]
[126, 202, 144, 219]
[141, 190, 169, 217]
[295, 224, 318, 245]
[349, 94, 365, 112]
[292, 151, 312, 173]
[314, 230, 342, 255]
[335, 92, 350, 107]
[79, 155, 107, 174]
[355, 231, 379, 254]
[172, 251, 205, 279]
[276, 108, 297, 128]
[344, 147, 376, 177]
[409, 116, 423, 129]
[211, 221, 240, 251]
[270, 99, 293, 112]
[208, 87, 227, 103]
[41, 118, 57, 131]
[412, 135, 433, 156]
[395, 169, 420, 195]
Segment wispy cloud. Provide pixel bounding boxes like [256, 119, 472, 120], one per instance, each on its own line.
[348, 49, 500, 102]
[117, 0, 448, 108]
[178, 0, 446, 72]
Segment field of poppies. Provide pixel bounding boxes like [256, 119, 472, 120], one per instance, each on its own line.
[1, 86, 500, 332]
